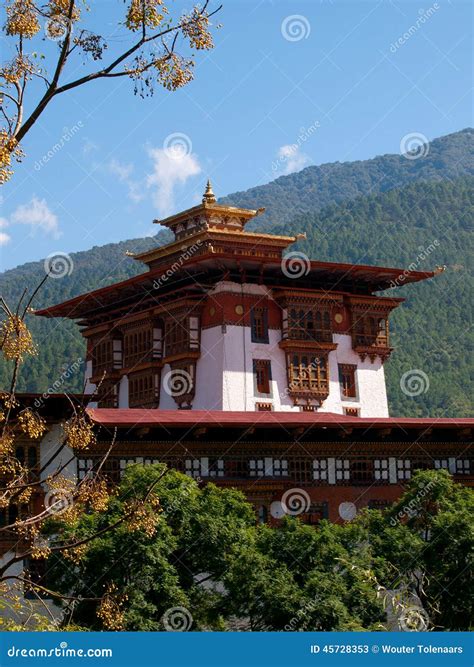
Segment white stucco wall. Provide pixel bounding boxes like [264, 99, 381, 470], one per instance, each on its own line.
[193, 326, 225, 410]
[118, 375, 129, 409]
[83, 281, 389, 416]
[331, 334, 389, 417]
[188, 327, 389, 416]
[40, 423, 76, 483]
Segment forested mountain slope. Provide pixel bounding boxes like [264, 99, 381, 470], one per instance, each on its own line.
[222, 128, 474, 228]
[0, 131, 472, 416]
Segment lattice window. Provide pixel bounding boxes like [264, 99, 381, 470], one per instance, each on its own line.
[253, 359, 271, 396]
[351, 460, 373, 484]
[287, 458, 313, 484]
[92, 339, 114, 375]
[273, 459, 288, 477]
[289, 354, 328, 392]
[456, 459, 471, 475]
[335, 459, 350, 481]
[374, 459, 389, 481]
[208, 458, 224, 478]
[123, 324, 161, 368]
[225, 459, 249, 478]
[78, 458, 94, 480]
[397, 459, 411, 480]
[354, 313, 389, 347]
[256, 402, 273, 411]
[287, 307, 332, 342]
[96, 381, 118, 408]
[185, 458, 201, 479]
[165, 317, 190, 357]
[249, 458, 267, 477]
[128, 370, 160, 408]
[343, 408, 360, 417]
[251, 306, 269, 343]
[313, 459, 328, 481]
[434, 459, 449, 470]
[339, 364, 357, 399]
[411, 459, 431, 472]
[120, 458, 137, 471]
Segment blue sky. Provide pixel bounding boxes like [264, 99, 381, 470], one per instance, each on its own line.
[1, 0, 472, 271]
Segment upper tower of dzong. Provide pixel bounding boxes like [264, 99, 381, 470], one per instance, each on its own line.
[36, 182, 438, 415]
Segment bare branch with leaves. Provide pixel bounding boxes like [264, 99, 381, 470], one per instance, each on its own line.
[1, 0, 222, 182]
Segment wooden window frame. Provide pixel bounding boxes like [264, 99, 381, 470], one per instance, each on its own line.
[123, 323, 161, 368]
[165, 317, 191, 358]
[288, 458, 314, 485]
[313, 459, 328, 481]
[397, 459, 411, 481]
[289, 354, 328, 392]
[250, 306, 269, 343]
[287, 306, 332, 343]
[273, 459, 288, 477]
[253, 359, 272, 396]
[335, 459, 350, 481]
[456, 459, 471, 475]
[350, 459, 373, 485]
[128, 370, 160, 409]
[249, 458, 267, 477]
[343, 407, 360, 417]
[339, 364, 358, 400]
[374, 459, 389, 481]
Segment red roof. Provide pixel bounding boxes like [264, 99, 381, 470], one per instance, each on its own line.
[87, 409, 473, 430]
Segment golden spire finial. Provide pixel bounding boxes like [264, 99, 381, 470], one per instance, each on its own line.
[202, 179, 216, 204]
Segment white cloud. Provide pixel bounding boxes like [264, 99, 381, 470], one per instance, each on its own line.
[10, 197, 60, 239]
[0, 232, 11, 246]
[82, 138, 98, 156]
[0, 216, 10, 245]
[109, 159, 144, 203]
[276, 144, 311, 175]
[146, 147, 201, 217]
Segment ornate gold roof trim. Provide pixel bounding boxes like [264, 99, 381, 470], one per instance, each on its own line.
[134, 229, 296, 264]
